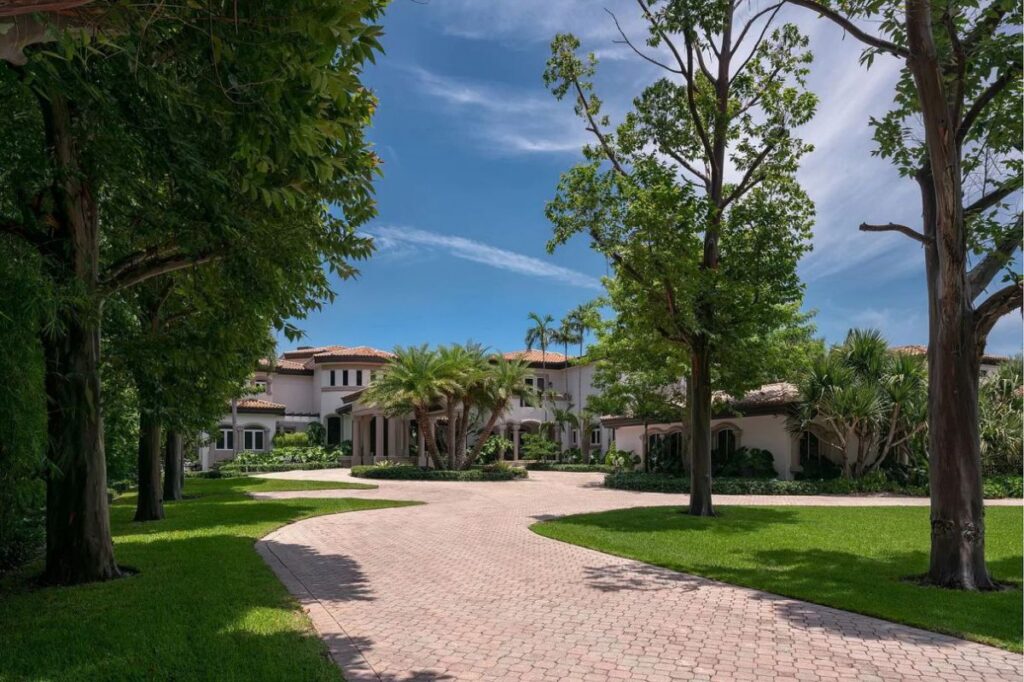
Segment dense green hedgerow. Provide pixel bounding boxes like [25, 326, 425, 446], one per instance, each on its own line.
[524, 462, 615, 473]
[604, 472, 1024, 498]
[351, 464, 527, 481]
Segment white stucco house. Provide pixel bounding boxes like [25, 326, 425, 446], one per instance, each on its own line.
[199, 342, 1010, 476]
[198, 345, 613, 469]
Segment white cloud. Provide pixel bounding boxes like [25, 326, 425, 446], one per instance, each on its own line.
[367, 225, 603, 290]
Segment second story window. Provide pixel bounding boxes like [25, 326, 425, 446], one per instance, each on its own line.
[342, 369, 350, 386]
[253, 380, 267, 393]
[329, 370, 336, 387]
[356, 370, 363, 386]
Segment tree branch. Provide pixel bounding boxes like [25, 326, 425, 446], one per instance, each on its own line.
[722, 138, 778, 207]
[974, 282, 1023, 347]
[571, 79, 630, 178]
[730, 2, 782, 59]
[964, 179, 1020, 217]
[782, 0, 908, 58]
[661, 147, 711, 188]
[0, 220, 48, 249]
[957, 68, 1019, 146]
[859, 222, 931, 244]
[102, 240, 181, 285]
[606, 9, 681, 74]
[968, 225, 1022, 299]
[100, 251, 222, 296]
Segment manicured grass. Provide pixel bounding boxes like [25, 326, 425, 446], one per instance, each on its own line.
[533, 505, 1024, 651]
[0, 477, 414, 681]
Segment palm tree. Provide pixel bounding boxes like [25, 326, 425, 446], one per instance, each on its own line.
[362, 345, 452, 470]
[792, 329, 927, 478]
[554, 318, 581, 410]
[436, 343, 489, 469]
[525, 312, 555, 420]
[467, 358, 539, 464]
[567, 301, 601, 427]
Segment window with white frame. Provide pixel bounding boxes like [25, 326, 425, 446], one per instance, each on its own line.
[590, 428, 601, 446]
[216, 428, 234, 450]
[253, 379, 268, 393]
[243, 428, 265, 451]
[714, 427, 738, 456]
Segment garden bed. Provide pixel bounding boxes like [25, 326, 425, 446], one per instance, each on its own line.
[604, 472, 1024, 498]
[351, 464, 527, 481]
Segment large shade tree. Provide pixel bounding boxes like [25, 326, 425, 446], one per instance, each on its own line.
[783, 0, 1021, 588]
[0, 1, 385, 583]
[544, 0, 817, 515]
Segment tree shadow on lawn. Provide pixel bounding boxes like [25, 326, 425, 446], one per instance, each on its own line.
[0, 533, 387, 681]
[687, 547, 1023, 649]
[547, 505, 803, 535]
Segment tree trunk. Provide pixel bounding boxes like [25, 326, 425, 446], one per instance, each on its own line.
[163, 430, 184, 502]
[468, 402, 506, 465]
[40, 88, 120, 585]
[134, 410, 165, 522]
[43, 311, 121, 584]
[904, 0, 993, 590]
[688, 339, 715, 516]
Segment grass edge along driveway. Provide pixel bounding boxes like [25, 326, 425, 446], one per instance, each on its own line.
[0, 477, 416, 681]
[532, 505, 1023, 652]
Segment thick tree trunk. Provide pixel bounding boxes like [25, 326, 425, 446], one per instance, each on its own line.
[40, 89, 119, 585]
[904, 0, 993, 589]
[163, 430, 184, 502]
[43, 311, 121, 584]
[688, 340, 715, 516]
[134, 411, 165, 522]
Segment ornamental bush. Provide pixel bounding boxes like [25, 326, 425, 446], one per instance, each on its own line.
[351, 464, 527, 481]
[525, 462, 615, 473]
[272, 432, 310, 447]
[233, 446, 341, 466]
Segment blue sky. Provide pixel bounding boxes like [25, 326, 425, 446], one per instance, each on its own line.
[287, 0, 1022, 357]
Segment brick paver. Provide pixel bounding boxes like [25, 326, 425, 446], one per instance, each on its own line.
[254, 470, 1023, 681]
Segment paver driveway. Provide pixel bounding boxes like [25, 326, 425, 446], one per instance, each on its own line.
[254, 470, 1023, 682]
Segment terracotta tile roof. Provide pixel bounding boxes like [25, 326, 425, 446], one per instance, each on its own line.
[503, 349, 571, 364]
[891, 345, 1009, 364]
[312, 345, 394, 362]
[234, 398, 286, 414]
[716, 382, 800, 411]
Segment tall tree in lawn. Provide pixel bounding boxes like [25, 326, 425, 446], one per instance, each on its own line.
[545, 1, 816, 515]
[783, 0, 1021, 589]
[524, 312, 556, 421]
[0, 1, 385, 583]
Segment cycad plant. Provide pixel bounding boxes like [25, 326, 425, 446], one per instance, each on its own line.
[792, 329, 927, 478]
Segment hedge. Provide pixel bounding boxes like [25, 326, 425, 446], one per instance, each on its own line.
[604, 472, 1024, 499]
[218, 462, 343, 474]
[351, 464, 527, 481]
[524, 462, 615, 473]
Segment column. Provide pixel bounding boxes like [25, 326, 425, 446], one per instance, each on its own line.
[374, 415, 384, 463]
[351, 416, 361, 465]
[512, 423, 520, 461]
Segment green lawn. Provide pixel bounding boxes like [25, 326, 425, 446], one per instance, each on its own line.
[533, 505, 1024, 651]
[0, 477, 415, 681]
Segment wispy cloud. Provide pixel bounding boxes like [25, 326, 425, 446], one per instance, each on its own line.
[402, 65, 588, 155]
[367, 225, 603, 290]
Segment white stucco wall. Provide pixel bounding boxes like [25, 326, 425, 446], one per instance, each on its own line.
[268, 373, 315, 414]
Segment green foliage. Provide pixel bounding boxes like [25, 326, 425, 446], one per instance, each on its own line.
[519, 433, 560, 461]
[273, 432, 310, 448]
[532, 506, 1023, 651]
[791, 329, 928, 478]
[979, 357, 1023, 476]
[603, 442, 637, 470]
[478, 435, 514, 463]
[712, 447, 777, 479]
[0, 240, 47, 572]
[233, 447, 340, 467]
[350, 464, 527, 481]
[524, 462, 614, 473]
[0, 477, 405, 680]
[306, 422, 327, 447]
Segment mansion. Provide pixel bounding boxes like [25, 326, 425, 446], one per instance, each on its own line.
[199, 343, 1010, 480]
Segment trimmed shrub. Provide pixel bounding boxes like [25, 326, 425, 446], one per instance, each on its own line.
[272, 431, 310, 447]
[351, 464, 527, 481]
[233, 446, 341, 466]
[305, 421, 326, 446]
[604, 442, 637, 470]
[525, 462, 614, 473]
[713, 447, 776, 479]
[219, 462, 342, 473]
[603, 472, 1023, 498]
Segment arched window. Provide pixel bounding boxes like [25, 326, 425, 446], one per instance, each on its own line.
[799, 430, 820, 460]
[715, 428, 738, 457]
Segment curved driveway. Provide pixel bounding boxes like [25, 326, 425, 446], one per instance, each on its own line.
[254, 470, 1022, 682]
